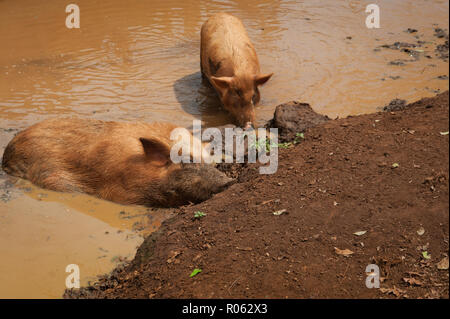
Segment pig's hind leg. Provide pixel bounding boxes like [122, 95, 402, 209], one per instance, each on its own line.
[30, 168, 82, 193]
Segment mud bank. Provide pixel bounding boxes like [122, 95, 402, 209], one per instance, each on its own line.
[65, 92, 449, 299]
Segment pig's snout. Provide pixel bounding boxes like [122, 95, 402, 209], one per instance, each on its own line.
[244, 122, 254, 130]
[235, 103, 256, 129]
[216, 172, 235, 191]
[202, 168, 235, 195]
[164, 164, 235, 205]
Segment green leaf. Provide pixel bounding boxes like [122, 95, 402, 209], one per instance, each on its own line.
[190, 268, 202, 277]
[194, 211, 206, 219]
[277, 142, 292, 149]
[422, 251, 431, 259]
[440, 131, 449, 136]
[392, 163, 399, 168]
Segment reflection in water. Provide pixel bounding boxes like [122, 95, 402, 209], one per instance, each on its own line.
[0, 0, 448, 298]
[173, 71, 237, 127]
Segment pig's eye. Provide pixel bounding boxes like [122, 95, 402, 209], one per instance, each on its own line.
[234, 89, 243, 98]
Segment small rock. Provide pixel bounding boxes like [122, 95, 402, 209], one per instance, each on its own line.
[389, 60, 406, 66]
[266, 101, 329, 142]
[334, 247, 354, 257]
[405, 28, 418, 33]
[434, 28, 448, 39]
[417, 227, 425, 236]
[383, 99, 407, 111]
[437, 257, 449, 270]
[273, 209, 287, 216]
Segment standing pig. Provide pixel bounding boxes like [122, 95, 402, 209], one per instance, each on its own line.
[201, 12, 273, 129]
[1, 118, 233, 207]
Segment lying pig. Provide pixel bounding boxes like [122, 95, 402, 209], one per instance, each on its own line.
[201, 12, 273, 129]
[1, 119, 233, 207]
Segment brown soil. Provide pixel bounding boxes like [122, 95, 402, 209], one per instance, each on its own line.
[65, 91, 449, 299]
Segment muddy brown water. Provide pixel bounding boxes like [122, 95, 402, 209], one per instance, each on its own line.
[0, 0, 448, 298]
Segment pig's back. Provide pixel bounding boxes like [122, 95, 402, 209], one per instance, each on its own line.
[201, 13, 259, 77]
[2, 119, 117, 191]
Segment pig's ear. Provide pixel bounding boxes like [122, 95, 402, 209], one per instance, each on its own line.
[139, 137, 170, 165]
[210, 76, 233, 90]
[255, 73, 273, 86]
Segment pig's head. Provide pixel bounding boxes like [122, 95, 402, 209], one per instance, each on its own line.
[163, 163, 234, 205]
[139, 137, 234, 207]
[210, 73, 273, 129]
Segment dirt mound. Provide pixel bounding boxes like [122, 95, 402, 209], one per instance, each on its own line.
[65, 92, 449, 299]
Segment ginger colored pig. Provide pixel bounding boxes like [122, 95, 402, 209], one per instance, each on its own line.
[201, 13, 273, 128]
[2, 119, 233, 207]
